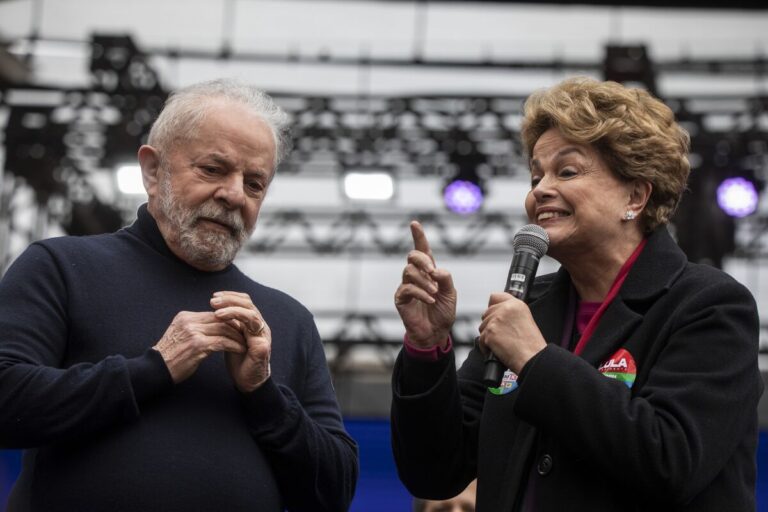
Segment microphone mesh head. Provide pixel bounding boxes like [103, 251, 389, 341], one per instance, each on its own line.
[513, 224, 550, 258]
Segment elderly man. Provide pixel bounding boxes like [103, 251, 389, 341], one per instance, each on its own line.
[0, 79, 358, 512]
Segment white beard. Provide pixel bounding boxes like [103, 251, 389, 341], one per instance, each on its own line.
[158, 172, 252, 270]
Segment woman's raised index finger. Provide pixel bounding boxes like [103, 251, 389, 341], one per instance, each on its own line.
[410, 221, 434, 261]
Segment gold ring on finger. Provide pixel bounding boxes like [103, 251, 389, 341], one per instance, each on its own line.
[248, 318, 265, 336]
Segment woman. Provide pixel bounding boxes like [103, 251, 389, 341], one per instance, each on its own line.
[391, 77, 763, 511]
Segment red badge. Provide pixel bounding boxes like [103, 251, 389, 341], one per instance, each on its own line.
[598, 348, 637, 388]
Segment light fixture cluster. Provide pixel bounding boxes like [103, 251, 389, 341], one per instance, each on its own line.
[342, 171, 394, 201]
[443, 179, 484, 215]
[717, 176, 760, 218]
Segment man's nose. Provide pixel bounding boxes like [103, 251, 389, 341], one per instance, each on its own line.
[215, 173, 246, 208]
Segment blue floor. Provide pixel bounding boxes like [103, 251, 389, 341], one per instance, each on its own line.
[0, 450, 20, 512]
[346, 419, 413, 512]
[758, 431, 768, 511]
[2, 424, 767, 512]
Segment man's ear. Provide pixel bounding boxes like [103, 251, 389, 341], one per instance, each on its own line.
[137, 145, 162, 199]
[628, 179, 652, 214]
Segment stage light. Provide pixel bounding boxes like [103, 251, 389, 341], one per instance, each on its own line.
[443, 179, 484, 215]
[116, 165, 145, 195]
[717, 177, 759, 217]
[603, 44, 657, 96]
[343, 171, 394, 201]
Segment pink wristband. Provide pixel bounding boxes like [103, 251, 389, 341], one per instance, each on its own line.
[403, 334, 453, 362]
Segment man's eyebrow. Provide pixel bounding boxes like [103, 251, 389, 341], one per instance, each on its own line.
[530, 146, 586, 169]
[200, 154, 270, 176]
[204, 153, 232, 166]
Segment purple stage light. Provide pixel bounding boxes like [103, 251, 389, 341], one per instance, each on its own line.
[717, 177, 759, 218]
[443, 180, 484, 215]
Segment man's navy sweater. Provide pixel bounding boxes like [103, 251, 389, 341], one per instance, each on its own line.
[0, 204, 358, 512]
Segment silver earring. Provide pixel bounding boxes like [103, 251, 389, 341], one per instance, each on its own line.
[624, 211, 636, 221]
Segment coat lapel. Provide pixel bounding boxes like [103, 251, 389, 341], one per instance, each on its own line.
[528, 266, 572, 346]
[580, 227, 687, 365]
[578, 300, 642, 366]
[531, 227, 688, 366]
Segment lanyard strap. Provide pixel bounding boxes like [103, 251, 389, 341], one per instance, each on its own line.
[572, 238, 647, 356]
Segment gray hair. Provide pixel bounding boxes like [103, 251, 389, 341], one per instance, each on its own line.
[147, 78, 292, 170]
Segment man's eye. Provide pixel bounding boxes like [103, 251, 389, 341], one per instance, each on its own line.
[246, 181, 264, 193]
[202, 166, 221, 174]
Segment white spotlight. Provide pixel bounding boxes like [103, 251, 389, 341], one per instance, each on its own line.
[116, 165, 146, 195]
[343, 171, 394, 201]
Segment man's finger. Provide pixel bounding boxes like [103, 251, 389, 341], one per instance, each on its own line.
[211, 293, 256, 310]
[198, 320, 244, 339]
[176, 311, 220, 324]
[212, 337, 247, 354]
[213, 290, 251, 300]
[214, 306, 267, 335]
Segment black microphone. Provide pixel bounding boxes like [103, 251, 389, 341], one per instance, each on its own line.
[482, 224, 550, 388]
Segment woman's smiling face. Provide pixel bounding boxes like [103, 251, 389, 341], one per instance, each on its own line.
[525, 127, 636, 261]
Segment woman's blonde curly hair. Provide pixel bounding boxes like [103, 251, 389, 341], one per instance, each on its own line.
[520, 77, 691, 232]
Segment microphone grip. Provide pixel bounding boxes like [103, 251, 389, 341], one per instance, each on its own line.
[482, 352, 506, 387]
[482, 250, 541, 388]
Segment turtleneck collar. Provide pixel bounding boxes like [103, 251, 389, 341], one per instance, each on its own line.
[125, 203, 236, 274]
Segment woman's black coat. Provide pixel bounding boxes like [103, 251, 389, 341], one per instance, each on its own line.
[391, 227, 763, 511]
